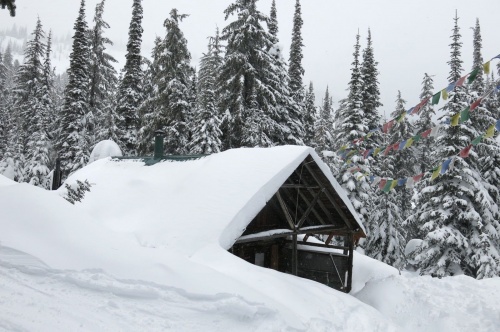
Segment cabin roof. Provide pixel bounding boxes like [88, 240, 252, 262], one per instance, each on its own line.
[67, 146, 365, 255]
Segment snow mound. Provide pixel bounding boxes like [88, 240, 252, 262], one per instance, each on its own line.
[355, 274, 500, 331]
[88, 139, 122, 164]
[0, 174, 16, 187]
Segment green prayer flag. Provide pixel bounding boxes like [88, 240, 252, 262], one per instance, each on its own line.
[459, 106, 470, 123]
[412, 133, 422, 143]
[382, 180, 393, 193]
[432, 91, 441, 105]
[467, 67, 480, 84]
[472, 135, 483, 146]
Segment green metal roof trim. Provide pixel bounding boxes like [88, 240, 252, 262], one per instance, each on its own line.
[112, 155, 207, 166]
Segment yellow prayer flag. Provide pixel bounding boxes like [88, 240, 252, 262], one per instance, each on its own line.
[397, 112, 407, 123]
[431, 166, 441, 181]
[483, 61, 491, 75]
[404, 137, 414, 149]
[442, 88, 448, 100]
[347, 159, 352, 164]
[367, 132, 373, 138]
[390, 180, 398, 190]
[484, 124, 495, 138]
[373, 147, 381, 157]
[451, 113, 460, 126]
[340, 145, 347, 152]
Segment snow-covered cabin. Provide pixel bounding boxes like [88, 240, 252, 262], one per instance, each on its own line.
[70, 144, 366, 293]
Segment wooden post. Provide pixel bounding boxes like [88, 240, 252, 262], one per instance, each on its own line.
[292, 233, 298, 276]
[51, 158, 62, 190]
[345, 232, 354, 293]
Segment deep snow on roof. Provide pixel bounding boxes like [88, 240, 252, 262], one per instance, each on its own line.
[66, 145, 365, 254]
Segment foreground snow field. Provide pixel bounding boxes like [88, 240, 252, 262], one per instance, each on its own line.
[1, 147, 499, 331]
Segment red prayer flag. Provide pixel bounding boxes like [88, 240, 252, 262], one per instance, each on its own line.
[384, 145, 392, 156]
[362, 149, 370, 159]
[460, 145, 473, 158]
[421, 129, 432, 138]
[470, 98, 482, 111]
[382, 120, 395, 133]
[379, 179, 387, 190]
[456, 75, 467, 87]
[392, 142, 400, 151]
[413, 173, 424, 182]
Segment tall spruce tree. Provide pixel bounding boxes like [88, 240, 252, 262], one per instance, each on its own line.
[411, 12, 499, 278]
[147, 9, 193, 155]
[89, 0, 119, 145]
[314, 87, 333, 153]
[288, 0, 304, 104]
[56, 0, 91, 177]
[189, 33, 223, 154]
[389, 91, 415, 222]
[360, 28, 382, 145]
[335, 32, 371, 224]
[414, 73, 436, 173]
[219, 0, 291, 149]
[116, 0, 143, 155]
[303, 81, 317, 147]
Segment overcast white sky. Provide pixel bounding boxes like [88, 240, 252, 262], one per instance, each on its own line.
[1, 0, 499, 114]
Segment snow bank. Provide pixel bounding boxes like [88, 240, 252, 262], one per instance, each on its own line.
[355, 274, 500, 332]
[0, 174, 16, 187]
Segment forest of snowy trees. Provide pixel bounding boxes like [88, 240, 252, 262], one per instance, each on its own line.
[1, 0, 499, 279]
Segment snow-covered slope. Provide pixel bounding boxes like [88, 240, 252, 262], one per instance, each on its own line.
[1, 146, 499, 331]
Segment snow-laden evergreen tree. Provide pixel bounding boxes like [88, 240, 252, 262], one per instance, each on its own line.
[360, 28, 382, 145]
[414, 73, 436, 173]
[288, 0, 304, 106]
[188, 34, 223, 154]
[314, 87, 333, 153]
[334, 32, 371, 224]
[56, 0, 91, 178]
[219, 0, 292, 149]
[155, 9, 193, 154]
[0, 50, 7, 157]
[389, 91, 415, 222]
[268, 0, 278, 44]
[411, 13, 500, 278]
[303, 81, 317, 147]
[89, 0, 119, 145]
[466, 19, 500, 278]
[116, 0, 143, 155]
[136, 37, 168, 155]
[365, 132, 406, 269]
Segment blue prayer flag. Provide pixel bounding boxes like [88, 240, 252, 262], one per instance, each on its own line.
[446, 82, 456, 92]
[399, 140, 407, 150]
[397, 178, 407, 187]
[441, 158, 453, 174]
[496, 119, 500, 132]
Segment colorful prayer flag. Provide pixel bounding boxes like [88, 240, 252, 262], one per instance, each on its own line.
[379, 179, 387, 190]
[483, 61, 491, 75]
[369, 175, 375, 183]
[340, 145, 347, 151]
[390, 180, 398, 190]
[430, 126, 440, 138]
[373, 147, 382, 157]
[432, 91, 441, 105]
[384, 145, 392, 156]
[413, 173, 424, 182]
[431, 166, 441, 181]
[485, 124, 495, 138]
[406, 177, 415, 189]
[470, 98, 482, 111]
[441, 88, 449, 100]
[373, 177, 381, 186]
[446, 82, 456, 92]
[460, 145, 473, 158]
[404, 137, 414, 148]
[399, 140, 407, 150]
[421, 129, 432, 138]
[392, 142, 400, 151]
[408, 107, 415, 115]
[396, 112, 407, 123]
[456, 75, 467, 87]
[460, 106, 470, 123]
[467, 67, 480, 84]
[441, 158, 452, 174]
[451, 113, 460, 126]
[472, 135, 483, 146]
[397, 178, 407, 187]
[492, 54, 500, 60]
[413, 133, 422, 143]
[382, 180, 393, 193]
[495, 119, 500, 132]
[362, 150, 370, 159]
[382, 120, 395, 133]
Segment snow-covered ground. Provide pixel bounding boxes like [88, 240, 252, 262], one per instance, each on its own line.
[1, 146, 499, 331]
